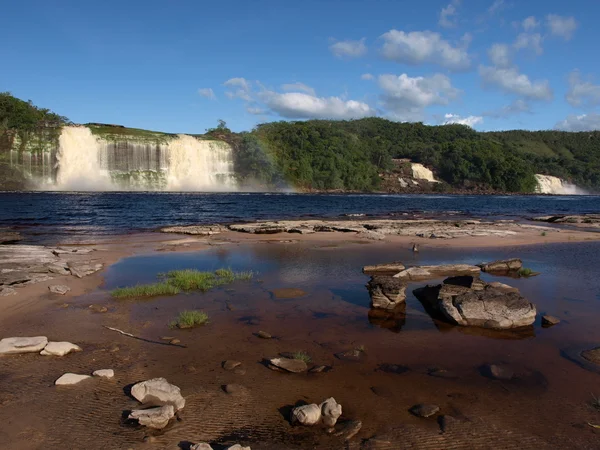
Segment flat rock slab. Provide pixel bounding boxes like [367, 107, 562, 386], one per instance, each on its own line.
[223, 360, 242, 371]
[478, 258, 522, 273]
[410, 404, 440, 418]
[581, 347, 600, 365]
[335, 349, 365, 362]
[129, 405, 175, 429]
[335, 420, 363, 440]
[271, 288, 307, 299]
[0, 231, 21, 244]
[0, 286, 16, 296]
[49, 285, 71, 295]
[46, 263, 70, 275]
[395, 264, 481, 281]
[267, 357, 307, 373]
[160, 225, 224, 235]
[223, 384, 248, 395]
[0, 271, 32, 286]
[362, 262, 405, 275]
[542, 315, 560, 326]
[483, 363, 515, 380]
[40, 341, 82, 356]
[0, 245, 58, 267]
[0, 336, 48, 355]
[131, 377, 185, 411]
[67, 261, 103, 278]
[55, 373, 92, 385]
[93, 369, 114, 378]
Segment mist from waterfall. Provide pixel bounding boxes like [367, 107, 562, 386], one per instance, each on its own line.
[534, 174, 587, 195]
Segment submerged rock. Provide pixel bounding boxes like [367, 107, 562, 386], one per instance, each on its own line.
[335, 349, 365, 362]
[478, 258, 522, 273]
[366, 276, 406, 310]
[93, 369, 115, 379]
[541, 315, 560, 326]
[130, 377, 185, 411]
[256, 330, 272, 339]
[395, 264, 480, 281]
[40, 341, 82, 356]
[334, 419, 362, 440]
[49, 285, 71, 295]
[271, 288, 307, 299]
[484, 363, 514, 380]
[409, 404, 440, 418]
[0, 336, 48, 355]
[581, 347, 600, 365]
[267, 357, 307, 373]
[128, 404, 175, 429]
[55, 373, 92, 385]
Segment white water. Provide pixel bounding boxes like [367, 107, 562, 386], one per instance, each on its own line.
[534, 174, 586, 195]
[52, 126, 237, 191]
[411, 163, 439, 182]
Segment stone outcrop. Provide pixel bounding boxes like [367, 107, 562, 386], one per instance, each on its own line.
[478, 258, 522, 273]
[414, 277, 536, 329]
[49, 285, 71, 295]
[267, 357, 308, 373]
[128, 405, 175, 430]
[366, 276, 406, 309]
[0, 230, 21, 244]
[130, 378, 185, 411]
[40, 341, 82, 356]
[0, 336, 48, 355]
[394, 264, 481, 281]
[362, 262, 405, 275]
[67, 261, 103, 278]
[532, 214, 600, 227]
[160, 225, 226, 235]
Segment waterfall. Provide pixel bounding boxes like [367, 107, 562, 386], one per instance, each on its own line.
[50, 126, 237, 191]
[411, 163, 439, 182]
[534, 174, 585, 195]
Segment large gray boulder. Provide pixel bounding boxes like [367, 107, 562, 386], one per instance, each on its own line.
[366, 276, 406, 310]
[415, 279, 536, 329]
[130, 377, 185, 411]
[128, 405, 175, 429]
[0, 336, 48, 354]
[394, 264, 480, 281]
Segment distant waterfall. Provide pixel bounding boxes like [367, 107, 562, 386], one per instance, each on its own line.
[534, 174, 586, 195]
[51, 126, 237, 191]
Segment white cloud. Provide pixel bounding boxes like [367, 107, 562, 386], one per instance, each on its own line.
[555, 113, 600, 131]
[246, 106, 266, 115]
[198, 88, 216, 100]
[482, 99, 531, 118]
[546, 15, 577, 40]
[259, 91, 375, 120]
[281, 82, 316, 96]
[224, 77, 250, 91]
[329, 38, 367, 58]
[439, 1, 460, 28]
[566, 70, 600, 108]
[442, 113, 483, 127]
[380, 30, 471, 71]
[479, 65, 552, 100]
[522, 16, 539, 31]
[488, 0, 505, 15]
[224, 77, 252, 101]
[514, 32, 543, 55]
[361, 73, 374, 80]
[488, 43, 511, 68]
[378, 73, 460, 121]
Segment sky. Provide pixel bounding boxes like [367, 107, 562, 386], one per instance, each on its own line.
[2, 0, 600, 134]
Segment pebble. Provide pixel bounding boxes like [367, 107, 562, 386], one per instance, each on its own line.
[485, 364, 514, 380]
[223, 360, 242, 371]
[93, 369, 114, 379]
[541, 315, 560, 326]
[256, 330, 272, 339]
[89, 304, 108, 313]
[48, 285, 71, 295]
[161, 336, 176, 341]
[169, 339, 181, 345]
[428, 368, 458, 379]
[55, 373, 92, 385]
[223, 384, 248, 395]
[309, 365, 331, 373]
[409, 404, 440, 418]
[335, 349, 364, 362]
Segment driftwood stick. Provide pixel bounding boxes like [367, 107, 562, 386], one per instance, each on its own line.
[102, 325, 186, 348]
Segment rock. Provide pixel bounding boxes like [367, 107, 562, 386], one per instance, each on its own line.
[377, 363, 409, 375]
[409, 404, 440, 418]
[581, 347, 600, 365]
[394, 264, 481, 281]
[223, 384, 248, 395]
[414, 282, 536, 329]
[130, 378, 185, 411]
[428, 368, 458, 379]
[55, 373, 92, 385]
[267, 357, 307, 373]
[487, 281, 520, 292]
[412, 243, 419, 253]
[256, 330, 272, 339]
[478, 258, 522, 273]
[89, 304, 108, 313]
[335, 419, 362, 440]
[541, 315, 560, 326]
[0, 286, 16, 296]
[40, 341, 82, 356]
[362, 262, 405, 276]
[291, 403, 322, 426]
[128, 405, 175, 429]
[225, 446, 251, 450]
[170, 338, 181, 344]
[439, 415, 458, 433]
[335, 349, 364, 362]
[160, 225, 224, 235]
[0, 336, 48, 355]
[93, 369, 115, 379]
[366, 276, 406, 310]
[309, 365, 331, 373]
[0, 271, 31, 286]
[67, 261, 103, 278]
[233, 366, 246, 375]
[53, 246, 95, 255]
[271, 288, 307, 299]
[443, 276, 486, 290]
[320, 397, 342, 427]
[223, 360, 242, 371]
[46, 263, 70, 276]
[484, 364, 514, 380]
[0, 230, 21, 244]
[190, 444, 214, 450]
[357, 230, 385, 240]
[49, 285, 71, 295]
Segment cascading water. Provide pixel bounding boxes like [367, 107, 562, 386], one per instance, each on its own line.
[50, 126, 237, 191]
[534, 174, 586, 195]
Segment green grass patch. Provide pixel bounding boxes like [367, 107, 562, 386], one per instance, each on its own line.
[518, 267, 535, 277]
[292, 351, 311, 363]
[110, 282, 180, 299]
[170, 310, 209, 329]
[541, 231, 547, 236]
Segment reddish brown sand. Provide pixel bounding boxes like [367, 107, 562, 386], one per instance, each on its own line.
[1, 228, 600, 449]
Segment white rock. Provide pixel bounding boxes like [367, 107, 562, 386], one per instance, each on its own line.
[191, 444, 214, 450]
[0, 336, 48, 355]
[320, 397, 342, 427]
[55, 373, 92, 385]
[226, 445, 251, 450]
[131, 377, 185, 411]
[291, 403, 322, 426]
[40, 341, 81, 356]
[128, 405, 175, 429]
[92, 369, 114, 379]
[48, 285, 71, 295]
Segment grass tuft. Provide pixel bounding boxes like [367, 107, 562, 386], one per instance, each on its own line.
[518, 267, 535, 277]
[541, 231, 547, 237]
[170, 310, 209, 329]
[591, 394, 600, 411]
[292, 351, 311, 363]
[111, 282, 180, 299]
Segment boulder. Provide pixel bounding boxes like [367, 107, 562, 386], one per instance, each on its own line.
[581, 348, 600, 365]
[0, 286, 16, 296]
[366, 276, 406, 310]
[191, 445, 214, 450]
[49, 285, 71, 295]
[414, 281, 536, 329]
[291, 403, 322, 426]
[334, 419, 362, 440]
[478, 258, 522, 273]
[409, 404, 440, 418]
[362, 262, 406, 276]
[394, 264, 480, 281]
[267, 357, 307, 373]
[320, 397, 342, 427]
[222, 360, 242, 371]
[0, 271, 31, 286]
[40, 341, 82, 356]
[93, 369, 115, 379]
[128, 405, 175, 429]
[0, 336, 48, 355]
[46, 263, 70, 276]
[483, 364, 514, 380]
[55, 373, 92, 385]
[67, 261, 103, 278]
[541, 315, 560, 326]
[130, 377, 185, 411]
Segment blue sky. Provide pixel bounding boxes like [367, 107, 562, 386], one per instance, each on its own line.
[2, 0, 599, 133]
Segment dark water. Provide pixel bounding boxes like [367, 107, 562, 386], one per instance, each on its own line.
[1, 192, 600, 240]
